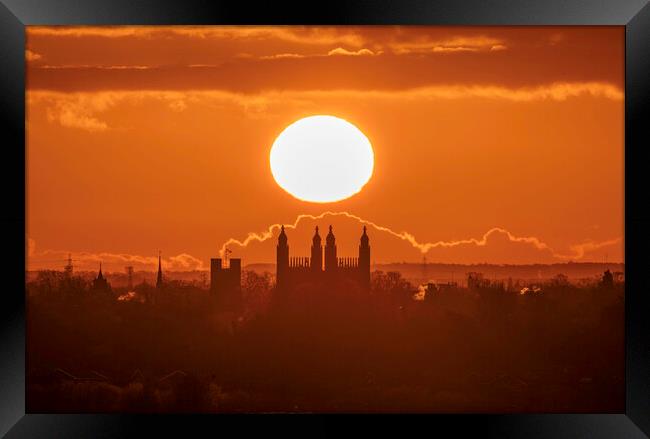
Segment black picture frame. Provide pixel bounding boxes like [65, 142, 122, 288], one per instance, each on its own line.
[1, 0, 648, 436]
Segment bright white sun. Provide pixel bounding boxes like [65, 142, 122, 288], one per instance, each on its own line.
[270, 115, 374, 203]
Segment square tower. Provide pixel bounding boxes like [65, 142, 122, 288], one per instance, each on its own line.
[210, 257, 242, 309]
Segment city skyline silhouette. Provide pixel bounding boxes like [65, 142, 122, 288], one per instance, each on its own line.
[25, 25, 625, 414]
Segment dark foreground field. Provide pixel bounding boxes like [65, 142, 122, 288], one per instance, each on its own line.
[26, 271, 624, 413]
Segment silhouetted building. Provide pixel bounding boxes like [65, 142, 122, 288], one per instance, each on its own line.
[276, 225, 371, 295]
[156, 252, 163, 289]
[92, 263, 110, 292]
[210, 257, 242, 309]
[467, 272, 490, 289]
[602, 269, 614, 288]
[423, 281, 458, 298]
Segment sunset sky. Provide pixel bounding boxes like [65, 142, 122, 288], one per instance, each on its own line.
[26, 26, 624, 272]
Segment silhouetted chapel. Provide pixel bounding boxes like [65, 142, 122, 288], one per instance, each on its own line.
[276, 225, 370, 294]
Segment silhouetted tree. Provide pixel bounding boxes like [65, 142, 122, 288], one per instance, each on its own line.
[241, 270, 273, 313]
[602, 269, 614, 288]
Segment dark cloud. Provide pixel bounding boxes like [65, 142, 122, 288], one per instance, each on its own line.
[26, 26, 623, 93]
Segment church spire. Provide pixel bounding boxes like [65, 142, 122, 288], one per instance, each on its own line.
[278, 224, 288, 246]
[360, 225, 369, 247]
[276, 226, 289, 290]
[358, 226, 371, 291]
[325, 225, 337, 271]
[93, 261, 109, 291]
[326, 224, 336, 246]
[312, 225, 321, 245]
[156, 251, 163, 289]
[311, 226, 323, 272]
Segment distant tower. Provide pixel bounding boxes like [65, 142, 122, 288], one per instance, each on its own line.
[125, 266, 134, 291]
[156, 251, 163, 289]
[210, 257, 242, 309]
[359, 226, 371, 290]
[276, 225, 289, 288]
[324, 225, 337, 272]
[311, 226, 323, 272]
[64, 253, 73, 276]
[92, 262, 109, 291]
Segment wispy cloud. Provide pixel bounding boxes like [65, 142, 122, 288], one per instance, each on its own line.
[25, 49, 42, 61]
[217, 211, 622, 261]
[27, 26, 367, 47]
[390, 36, 507, 54]
[28, 81, 622, 131]
[26, 213, 622, 270]
[327, 47, 377, 56]
[28, 27, 513, 61]
[566, 238, 623, 259]
[432, 46, 479, 53]
[43, 93, 114, 132]
[260, 53, 306, 60]
[27, 239, 205, 271]
[259, 47, 378, 60]
[46, 106, 107, 132]
[39, 64, 152, 70]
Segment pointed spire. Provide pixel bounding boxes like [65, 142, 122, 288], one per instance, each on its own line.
[312, 225, 321, 245]
[278, 224, 288, 246]
[326, 224, 336, 246]
[156, 251, 163, 289]
[360, 225, 369, 247]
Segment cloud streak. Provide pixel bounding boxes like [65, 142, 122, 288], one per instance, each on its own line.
[218, 211, 621, 261]
[39, 64, 152, 70]
[259, 53, 306, 60]
[566, 238, 623, 259]
[327, 47, 377, 56]
[27, 246, 205, 272]
[28, 82, 623, 131]
[389, 36, 507, 54]
[26, 214, 621, 271]
[27, 26, 367, 47]
[25, 49, 42, 61]
[259, 47, 378, 60]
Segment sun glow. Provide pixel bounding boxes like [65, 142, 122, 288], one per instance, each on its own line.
[270, 115, 374, 203]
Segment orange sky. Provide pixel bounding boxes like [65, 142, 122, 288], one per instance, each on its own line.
[25, 26, 624, 272]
